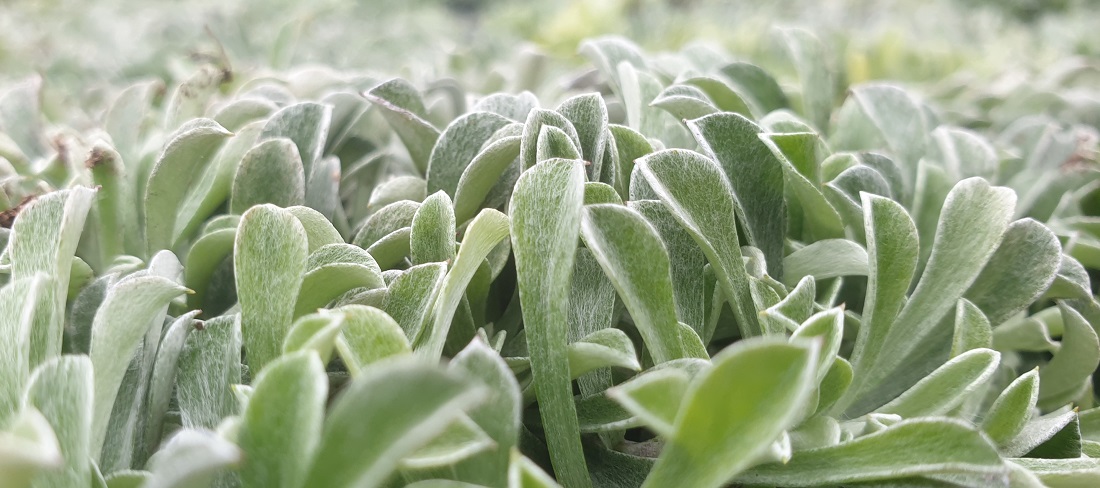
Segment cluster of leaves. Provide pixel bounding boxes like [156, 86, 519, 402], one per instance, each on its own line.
[2, 27, 1100, 488]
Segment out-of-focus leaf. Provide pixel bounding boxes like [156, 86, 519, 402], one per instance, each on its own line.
[141, 429, 241, 488]
[238, 351, 326, 488]
[1038, 303, 1100, 410]
[301, 360, 486, 488]
[642, 338, 816, 488]
[334, 305, 411, 375]
[229, 138, 306, 213]
[364, 79, 440, 175]
[23, 355, 93, 488]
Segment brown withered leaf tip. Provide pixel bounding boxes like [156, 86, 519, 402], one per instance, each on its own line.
[0, 195, 38, 229]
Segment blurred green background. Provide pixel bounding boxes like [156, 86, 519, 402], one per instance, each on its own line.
[2, 0, 1099, 91]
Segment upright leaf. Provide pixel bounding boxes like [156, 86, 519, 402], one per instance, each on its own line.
[23, 356, 93, 488]
[234, 204, 309, 372]
[509, 158, 590, 488]
[642, 339, 817, 488]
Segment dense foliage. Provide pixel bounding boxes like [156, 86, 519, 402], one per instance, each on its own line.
[2, 1, 1100, 487]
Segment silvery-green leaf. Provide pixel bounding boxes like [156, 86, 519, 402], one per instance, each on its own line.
[608, 124, 653, 200]
[759, 133, 845, 241]
[964, 219, 1062, 326]
[682, 76, 756, 117]
[581, 204, 687, 364]
[401, 415, 494, 469]
[9, 188, 95, 367]
[234, 204, 308, 372]
[258, 101, 331, 180]
[508, 449, 561, 488]
[366, 227, 412, 269]
[417, 208, 508, 359]
[841, 193, 917, 414]
[607, 367, 690, 437]
[294, 243, 384, 317]
[0, 407, 63, 486]
[618, 62, 693, 149]
[1009, 458, 1100, 488]
[212, 98, 276, 132]
[238, 351, 325, 488]
[535, 125, 581, 163]
[163, 65, 226, 129]
[874, 348, 1000, 418]
[1038, 303, 1100, 410]
[88, 142, 139, 264]
[0, 77, 47, 162]
[569, 328, 640, 377]
[650, 84, 719, 121]
[427, 112, 512, 198]
[637, 149, 759, 337]
[738, 418, 1005, 486]
[282, 312, 344, 363]
[778, 28, 834, 131]
[142, 429, 240, 488]
[718, 62, 789, 115]
[89, 274, 187, 458]
[301, 360, 486, 488]
[782, 239, 868, 286]
[856, 178, 1015, 414]
[368, 176, 428, 217]
[286, 206, 343, 253]
[688, 113, 786, 276]
[172, 121, 264, 247]
[0, 276, 46, 424]
[411, 191, 457, 265]
[105, 79, 160, 165]
[176, 314, 241, 431]
[23, 355, 93, 488]
[557, 93, 609, 181]
[790, 308, 844, 383]
[373, 255, 437, 324]
[352, 200, 420, 249]
[633, 200, 707, 337]
[983, 369, 1040, 447]
[642, 338, 816, 488]
[1003, 410, 1079, 458]
[453, 136, 521, 223]
[141, 311, 200, 462]
[334, 305, 411, 375]
[473, 92, 539, 122]
[103, 469, 147, 488]
[769, 276, 815, 324]
[578, 36, 648, 94]
[305, 155, 341, 220]
[509, 158, 590, 488]
[929, 126, 998, 181]
[829, 164, 893, 203]
[182, 227, 234, 311]
[951, 299, 993, 358]
[1046, 254, 1092, 300]
[144, 119, 231, 254]
[364, 79, 440, 175]
[449, 338, 522, 487]
[836, 84, 929, 193]
[519, 109, 580, 170]
[583, 182, 622, 206]
[229, 138, 306, 213]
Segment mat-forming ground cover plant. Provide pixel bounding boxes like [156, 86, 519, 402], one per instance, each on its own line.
[1, 30, 1100, 488]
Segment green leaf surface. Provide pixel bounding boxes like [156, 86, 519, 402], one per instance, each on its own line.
[427, 112, 512, 197]
[88, 274, 187, 459]
[144, 119, 231, 254]
[176, 314, 241, 431]
[234, 204, 309, 372]
[964, 219, 1062, 326]
[510, 158, 590, 487]
[607, 367, 691, 437]
[950, 299, 993, 358]
[738, 418, 1005, 486]
[874, 348, 1000, 418]
[453, 135, 521, 223]
[642, 338, 816, 488]
[449, 338, 522, 487]
[983, 369, 1040, 447]
[783, 239, 868, 286]
[0, 407, 63, 488]
[141, 429, 240, 488]
[229, 137, 306, 213]
[581, 203, 687, 365]
[637, 149, 759, 337]
[23, 355, 93, 488]
[301, 360, 486, 488]
[365, 79, 440, 175]
[417, 208, 508, 359]
[238, 351, 326, 488]
[294, 243, 384, 317]
[334, 305, 411, 375]
[688, 113, 786, 275]
[1038, 303, 1100, 410]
